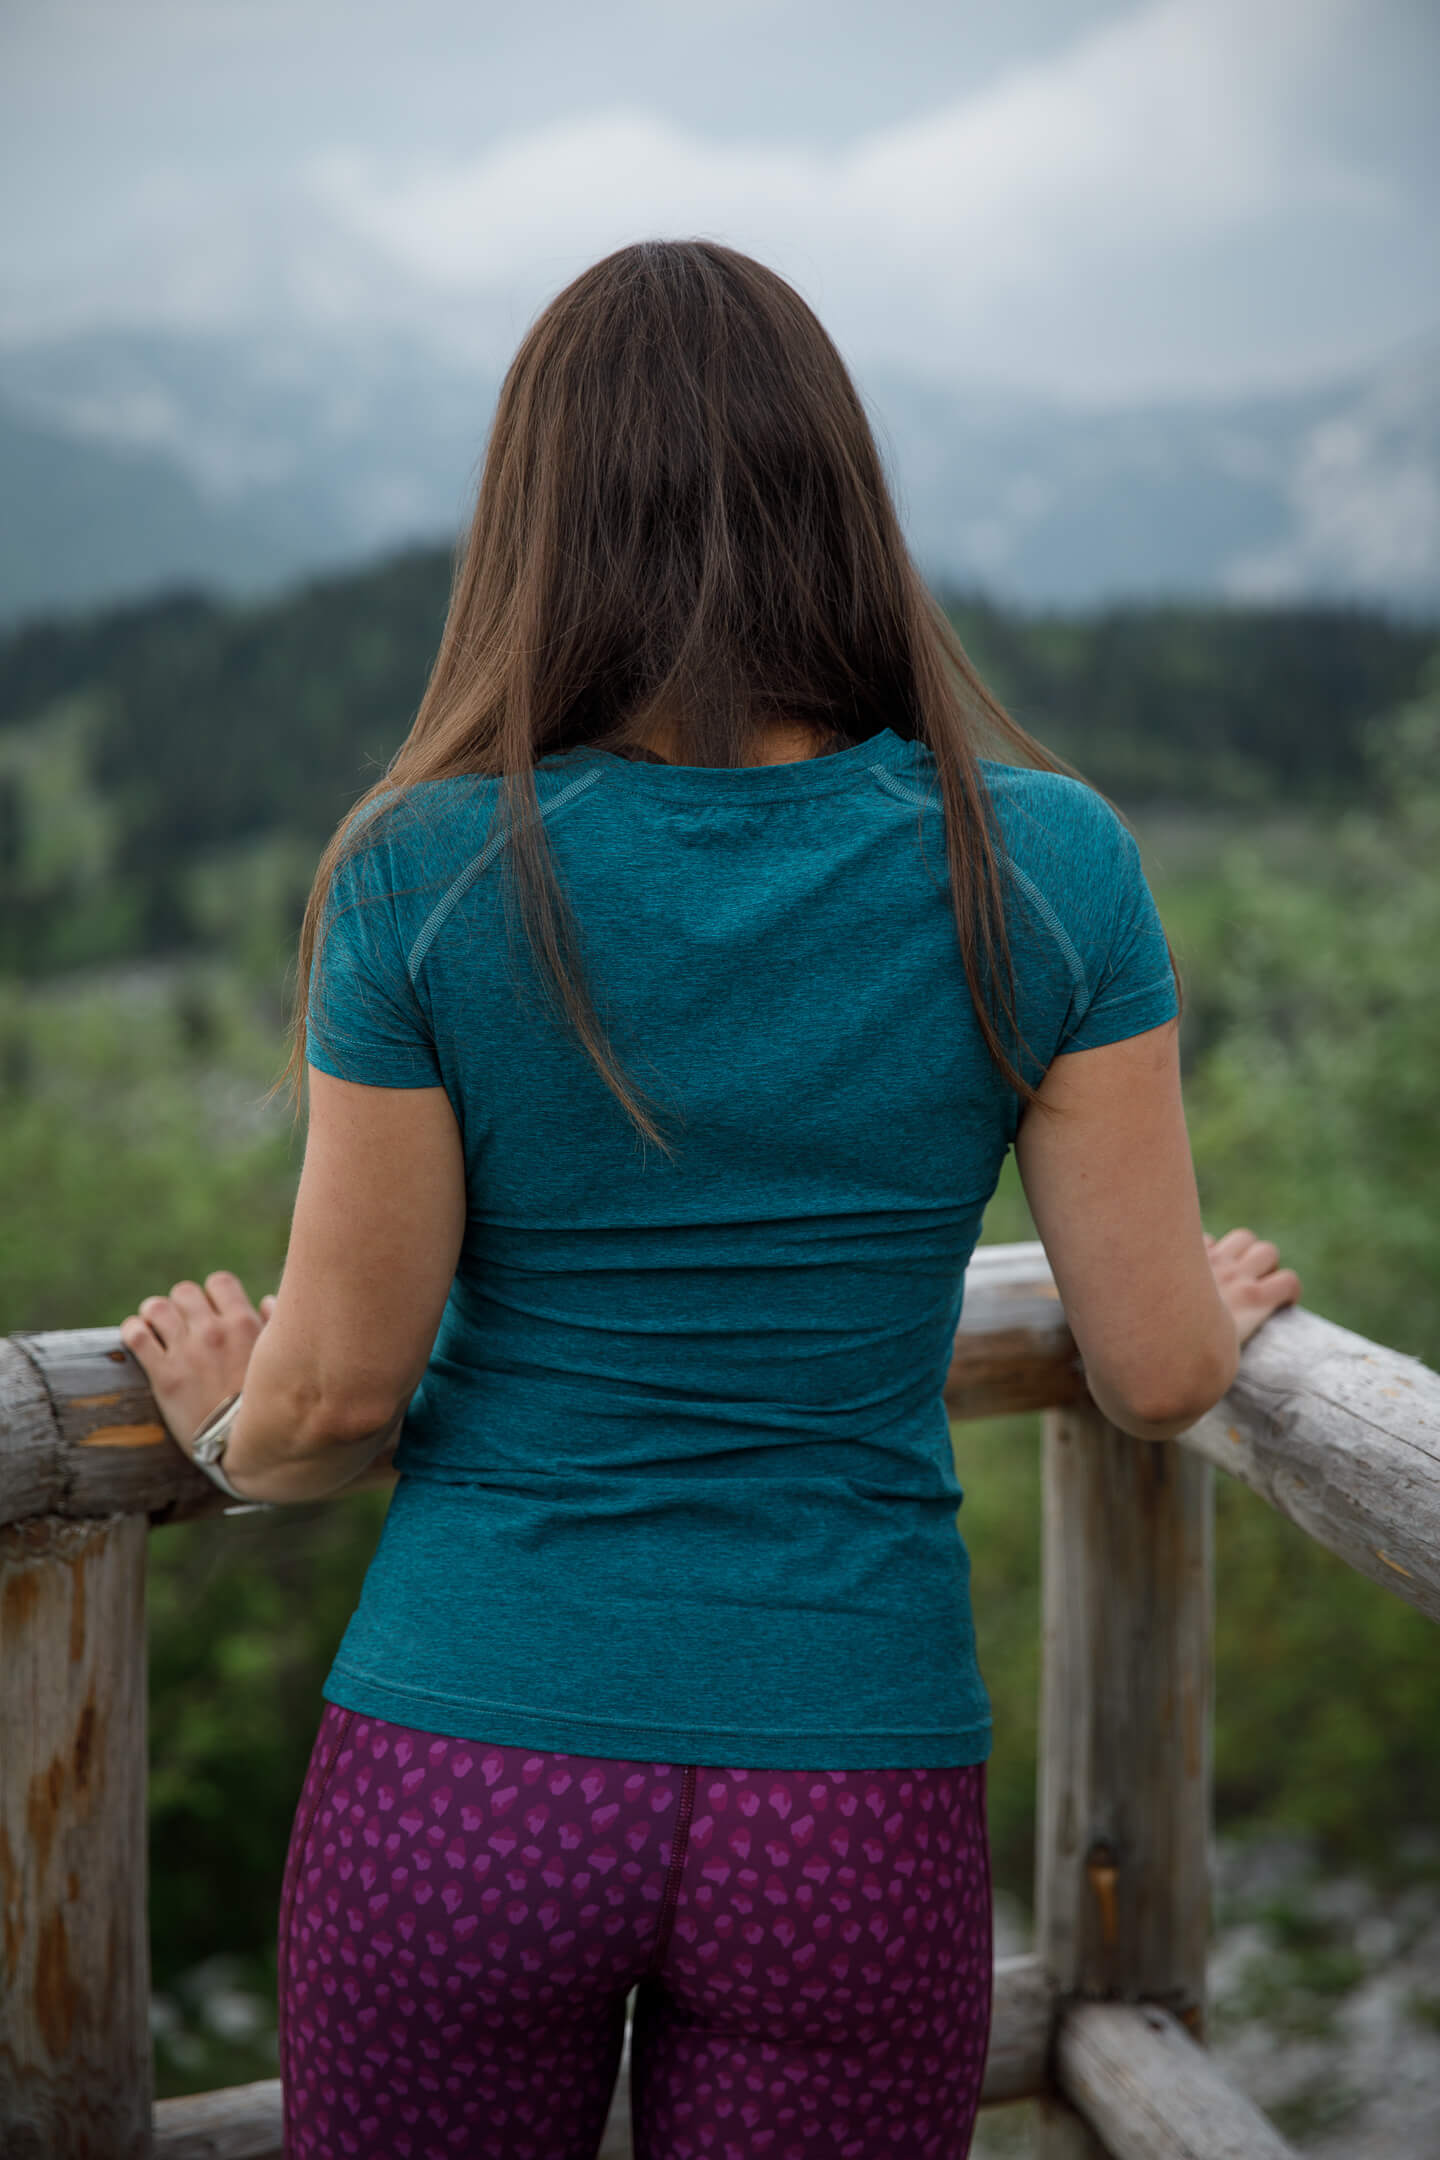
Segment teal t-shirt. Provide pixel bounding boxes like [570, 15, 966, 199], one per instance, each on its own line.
[308, 730, 1177, 1767]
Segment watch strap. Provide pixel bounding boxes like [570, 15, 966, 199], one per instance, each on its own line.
[187, 1393, 263, 1506]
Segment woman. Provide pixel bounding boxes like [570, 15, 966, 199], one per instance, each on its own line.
[122, 240, 1299, 2160]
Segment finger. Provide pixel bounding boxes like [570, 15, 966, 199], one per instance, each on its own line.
[169, 1278, 234, 1347]
[1210, 1227, 1256, 1259]
[1238, 1240, 1279, 1278]
[167, 1281, 235, 1355]
[259, 1295, 277, 1321]
[169, 1280, 212, 1325]
[1234, 1268, 1302, 1315]
[119, 1314, 162, 1361]
[138, 1294, 182, 1349]
[205, 1270, 256, 1317]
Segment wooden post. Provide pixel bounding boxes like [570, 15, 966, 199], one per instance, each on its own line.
[0, 1512, 153, 2159]
[1035, 1402, 1213, 2157]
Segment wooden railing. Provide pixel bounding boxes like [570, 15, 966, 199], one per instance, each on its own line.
[2, 1240, 1437, 2159]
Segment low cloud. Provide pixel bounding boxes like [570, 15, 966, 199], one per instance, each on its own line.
[306, 0, 1425, 401]
[3, 0, 1434, 404]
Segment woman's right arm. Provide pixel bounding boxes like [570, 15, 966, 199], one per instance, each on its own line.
[1014, 1017, 1300, 1441]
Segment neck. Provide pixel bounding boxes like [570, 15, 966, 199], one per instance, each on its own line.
[631, 718, 843, 768]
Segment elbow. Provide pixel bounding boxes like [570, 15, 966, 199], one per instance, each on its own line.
[1093, 1338, 1239, 1442]
[313, 1398, 399, 1452]
[283, 1380, 403, 1457]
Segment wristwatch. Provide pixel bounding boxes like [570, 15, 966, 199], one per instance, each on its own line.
[188, 1392, 261, 1506]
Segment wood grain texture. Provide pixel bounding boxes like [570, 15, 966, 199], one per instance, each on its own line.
[1035, 1403, 1213, 2160]
[0, 1339, 57, 1525]
[1032, 2097, 1113, 2159]
[153, 2077, 283, 2159]
[981, 1953, 1057, 2105]
[0, 1330, 399, 1529]
[946, 1241, 1087, 1419]
[1057, 2001, 1299, 2160]
[0, 1513, 152, 2159]
[1179, 1302, 1440, 1623]
[150, 1953, 1060, 2157]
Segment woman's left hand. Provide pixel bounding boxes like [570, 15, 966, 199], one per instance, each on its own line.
[120, 1271, 276, 1453]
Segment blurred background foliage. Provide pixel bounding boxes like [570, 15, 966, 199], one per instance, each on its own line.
[0, 554, 1435, 2094]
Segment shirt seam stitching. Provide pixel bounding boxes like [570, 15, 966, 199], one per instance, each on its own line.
[867, 764, 938, 811]
[1003, 858, 1090, 1013]
[404, 766, 604, 980]
[865, 775, 1096, 1021]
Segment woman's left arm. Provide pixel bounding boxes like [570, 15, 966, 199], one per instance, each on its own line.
[120, 1070, 466, 1504]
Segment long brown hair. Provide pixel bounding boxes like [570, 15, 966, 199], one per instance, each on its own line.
[290, 239, 1073, 1147]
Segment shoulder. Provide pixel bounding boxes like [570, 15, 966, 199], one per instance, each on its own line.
[324, 764, 614, 967]
[979, 760, 1138, 899]
[316, 782, 498, 967]
[897, 751, 1125, 851]
[344, 766, 604, 864]
[330, 769, 599, 913]
[338, 778, 496, 874]
[875, 750, 1137, 908]
[980, 761, 1125, 844]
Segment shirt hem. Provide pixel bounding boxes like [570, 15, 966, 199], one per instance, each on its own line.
[323, 1661, 993, 1770]
[1062, 980, 1178, 1053]
[305, 1042, 443, 1089]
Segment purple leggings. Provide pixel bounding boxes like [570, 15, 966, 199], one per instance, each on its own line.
[278, 1704, 993, 2159]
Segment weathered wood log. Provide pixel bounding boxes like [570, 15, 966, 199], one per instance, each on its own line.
[0, 1246, 1081, 1530]
[0, 1338, 56, 1524]
[980, 1952, 1058, 2105]
[946, 1240, 1086, 1418]
[1032, 2096, 1112, 2158]
[1057, 2001, 1299, 2160]
[1037, 1406, 1213, 2020]
[0, 1330, 398, 1530]
[956, 1261, 1440, 1629]
[1035, 1403, 1213, 2160]
[1179, 1302, 1440, 1625]
[152, 2077, 283, 2160]
[150, 1952, 1058, 2157]
[3, 1328, 220, 1528]
[0, 1513, 152, 2158]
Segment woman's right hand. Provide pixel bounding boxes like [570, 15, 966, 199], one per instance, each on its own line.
[1205, 1228, 1301, 1347]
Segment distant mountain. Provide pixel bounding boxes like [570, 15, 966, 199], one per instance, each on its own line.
[0, 327, 490, 628]
[0, 326, 1435, 626]
[0, 401, 338, 624]
[873, 342, 1440, 615]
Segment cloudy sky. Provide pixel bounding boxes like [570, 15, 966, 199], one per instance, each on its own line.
[4, 0, 1438, 404]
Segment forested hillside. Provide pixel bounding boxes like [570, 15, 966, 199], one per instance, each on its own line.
[0, 545, 1432, 977]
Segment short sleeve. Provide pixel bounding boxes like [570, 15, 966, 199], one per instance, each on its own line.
[1059, 820, 1178, 1054]
[306, 834, 443, 1089]
[990, 768, 1179, 1070]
